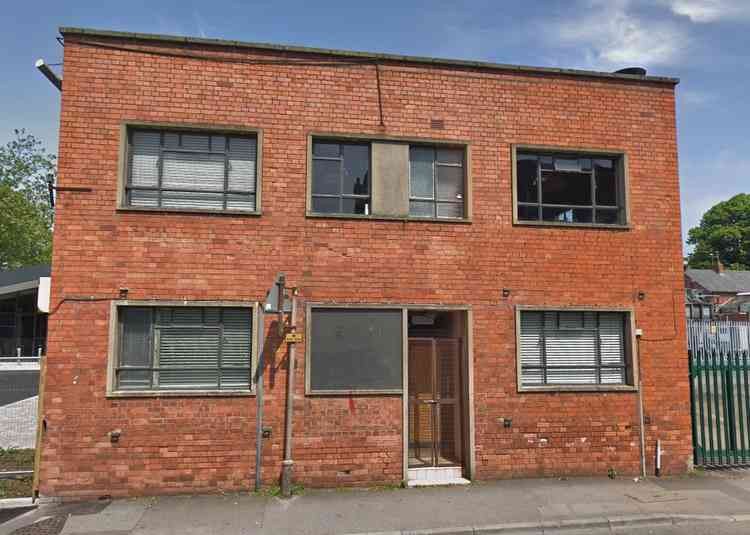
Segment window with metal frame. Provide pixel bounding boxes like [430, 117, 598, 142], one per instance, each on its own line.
[126, 128, 258, 212]
[519, 310, 630, 387]
[0, 291, 46, 359]
[409, 146, 465, 219]
[115, 306, 252, 391]
[311, 140, 370, 215]
[516, 152, 623, 225]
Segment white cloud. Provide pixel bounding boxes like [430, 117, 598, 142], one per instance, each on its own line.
[679, 89, 716, 106]
[663, 0, 750, 23]
[193, 9, 208, 38]
[550, 1, 688, 69]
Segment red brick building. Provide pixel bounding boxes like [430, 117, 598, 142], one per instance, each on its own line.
[39, 27, 690, 498]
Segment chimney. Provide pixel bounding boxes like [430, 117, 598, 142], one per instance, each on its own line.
[715, 256, 725, 274]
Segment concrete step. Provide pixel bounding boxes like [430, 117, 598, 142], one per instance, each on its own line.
[407, 466, 469, 487]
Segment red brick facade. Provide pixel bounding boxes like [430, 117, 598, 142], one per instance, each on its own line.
[40, 29, 690, 498]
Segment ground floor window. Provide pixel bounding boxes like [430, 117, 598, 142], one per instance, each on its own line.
[518, 309, 633, 388]
[114, 305, 253, 392]
[307, 307, 403, 394]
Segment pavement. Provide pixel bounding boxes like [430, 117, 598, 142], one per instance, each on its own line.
[3, 470, 750, 535]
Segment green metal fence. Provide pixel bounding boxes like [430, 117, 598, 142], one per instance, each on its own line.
[688, 319, 750, 466]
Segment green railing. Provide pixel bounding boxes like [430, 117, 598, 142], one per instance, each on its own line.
[688, 319, 750, 466]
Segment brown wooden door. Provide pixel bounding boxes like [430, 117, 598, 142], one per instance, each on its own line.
[408, 337, 462, 468]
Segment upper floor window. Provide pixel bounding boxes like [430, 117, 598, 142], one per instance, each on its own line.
[311, 141, 370, 215]
[515, 150, 625, 226]
[409, 146, 465, 219]
[126, 128, 258, 213]
[309, 136, 469, 221]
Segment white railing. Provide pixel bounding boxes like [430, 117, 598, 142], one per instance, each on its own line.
[0, 348, 44, 366]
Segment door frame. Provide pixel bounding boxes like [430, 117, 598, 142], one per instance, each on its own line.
[402, 307, 474, 482]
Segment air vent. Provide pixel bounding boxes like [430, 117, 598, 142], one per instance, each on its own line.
[430, 118, 445, 129]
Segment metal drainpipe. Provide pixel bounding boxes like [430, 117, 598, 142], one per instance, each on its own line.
[656, 439, 662, 477]
[636, 335, 647, 478]
[281, 294, 297, 497]
[254, 310, 265, 491]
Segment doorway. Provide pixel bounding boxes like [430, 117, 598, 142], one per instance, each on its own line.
[407, 310, 466, 478]
[408, 337, 462, 467]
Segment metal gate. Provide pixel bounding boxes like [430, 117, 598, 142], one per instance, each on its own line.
[688, 319, 750, 466]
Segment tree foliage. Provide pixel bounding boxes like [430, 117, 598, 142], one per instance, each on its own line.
[687, 193, 750, 270]
[0, 129, 55, 270]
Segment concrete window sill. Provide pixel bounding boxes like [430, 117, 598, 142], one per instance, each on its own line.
[116, 206, 261, 217]
[518, 385, 638, 393]
[106, 390, 254, 399]
[306, 212, 472, 224]
[513, 220, 631, 230]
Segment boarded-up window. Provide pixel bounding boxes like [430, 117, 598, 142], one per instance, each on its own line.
[127, 129, 258, 212]
[309, 308, 402, 393]
[519, 310, 630, 387]
[116, 306, 252, 391]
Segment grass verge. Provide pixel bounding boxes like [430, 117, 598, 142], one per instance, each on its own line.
[0, 448, 35, 498]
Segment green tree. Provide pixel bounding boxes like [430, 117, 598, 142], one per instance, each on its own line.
[687, 193, 750, 270]
[0, 129, 55, 270]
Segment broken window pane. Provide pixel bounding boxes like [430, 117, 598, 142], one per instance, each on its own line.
[554, 158, 581, 172]
[517, 205, 539, 221]
[541, 171, 592, 206]
[595, 208, 620, 224]
[595, 160, 617, 206]
[542, 207, 593, 223]
[312, 140, 371, 215]
[517, 152, 622, 225]
[342, 144, 370, 195]
[516, 155, 538, 203]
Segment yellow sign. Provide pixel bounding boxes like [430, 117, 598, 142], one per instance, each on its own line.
[285, 332, 304, 343]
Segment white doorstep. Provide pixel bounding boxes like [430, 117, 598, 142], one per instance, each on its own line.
[407, 466, 470, 487]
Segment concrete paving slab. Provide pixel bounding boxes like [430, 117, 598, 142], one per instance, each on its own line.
[625, 488, 686, 503]
[61, 500, 148, 535]
[261, 485, 541, 535]
[131, 494, 265, 535]
[568, 500, 641, 517]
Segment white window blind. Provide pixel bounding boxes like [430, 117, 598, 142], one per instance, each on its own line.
[519, 311, 628, 386]
[117, 307, 252, 391]
[127, 129, 257, 212]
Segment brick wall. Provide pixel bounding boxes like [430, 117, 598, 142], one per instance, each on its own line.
[39, 31, 690, 498]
